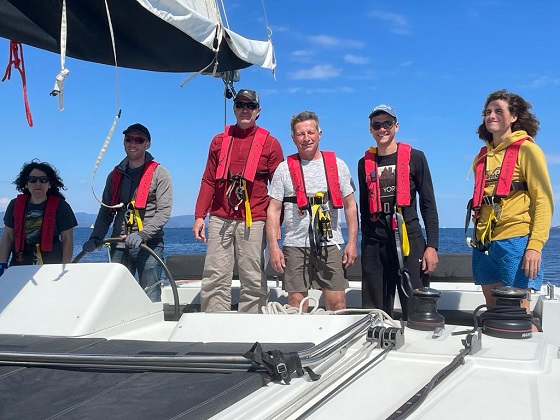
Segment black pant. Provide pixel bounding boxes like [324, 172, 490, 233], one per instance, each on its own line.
[361, 234, 427, 319]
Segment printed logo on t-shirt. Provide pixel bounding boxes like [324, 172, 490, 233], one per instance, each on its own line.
[379, 164, 396, 213]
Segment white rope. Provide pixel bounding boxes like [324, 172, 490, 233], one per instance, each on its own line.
[261, 299, 400, 326]
[50, 0, 69, 110]
[91, 0, 122, 210]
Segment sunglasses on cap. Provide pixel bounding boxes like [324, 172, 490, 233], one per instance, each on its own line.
[124, 135, 147, 144]
[371, 120, 395, 131]
[234, 102, 259, 110]
[27, 176, 49, 184]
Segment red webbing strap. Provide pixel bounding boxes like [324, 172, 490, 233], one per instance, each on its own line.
[495, 138, 527, 197]
[2, 41, 33, 127]
[395, 143, 411, 207]
[242, 127, 269, 182]
[287, 154, 309, 209]
[471, 146, 487, 208]
[216, 125, 234, 180]
[13, 194, 28, 254]
[322, 151, 343, 208]
[134, 161, 159, 209]
[41, 196, 61, 252]
[364, 150, 381, 214]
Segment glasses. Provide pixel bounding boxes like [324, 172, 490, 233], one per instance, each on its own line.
[27, 176, 49, 184]
[371, 120, 395, 131]
[124, 135, 147, 144]
[234, 102, 259, 110]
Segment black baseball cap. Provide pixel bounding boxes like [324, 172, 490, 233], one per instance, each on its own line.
[123, 123, 151, 141]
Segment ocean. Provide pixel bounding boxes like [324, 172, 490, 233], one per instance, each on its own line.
[71, 227, 560, 287]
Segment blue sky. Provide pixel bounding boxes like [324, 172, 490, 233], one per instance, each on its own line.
[0, 1, 558, 228]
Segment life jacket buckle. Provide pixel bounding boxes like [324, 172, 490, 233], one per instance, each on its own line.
[226, 173, 245, 211]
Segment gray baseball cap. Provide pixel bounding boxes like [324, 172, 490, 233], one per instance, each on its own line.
[368, 104, 397, 120]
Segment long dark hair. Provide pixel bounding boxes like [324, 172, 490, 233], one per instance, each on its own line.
[13, 159, 66, 198]
[477, 89, 540, 142]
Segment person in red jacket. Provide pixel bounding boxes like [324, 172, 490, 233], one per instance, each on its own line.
[193, 89, 284, 313]
[0, 160, 77, 274]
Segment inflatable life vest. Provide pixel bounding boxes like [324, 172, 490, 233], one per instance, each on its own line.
[467, 137, 530, 252]
[364, 142, 411, 214]
[110, 160, 159, 209]
[471, 138, 529, 210]
[285, 151, 343, 209]
[13, 194, 61, 254]
[215, 126, 270, 182]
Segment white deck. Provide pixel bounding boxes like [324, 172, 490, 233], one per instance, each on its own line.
[0, 263, 558, 420]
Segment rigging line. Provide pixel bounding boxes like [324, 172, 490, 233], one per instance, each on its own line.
[50, 0, 69, 111]
[260, 0, 271, 35]
[218, 0, 230, 28]
[91, 0, 123, 210]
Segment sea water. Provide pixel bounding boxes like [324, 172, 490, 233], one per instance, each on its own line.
[70, 227, 560, 286]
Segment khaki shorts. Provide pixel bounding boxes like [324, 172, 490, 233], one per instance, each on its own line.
[283, 246, 348, 292]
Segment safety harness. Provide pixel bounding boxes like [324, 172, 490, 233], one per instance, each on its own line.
[13, 194, 61, 264]
[216, 126, 270, 227]
[110, 160, 159, 234]
[466, 138, 529, 251]
[284, 152, 343, 255]
[364, 143, 413, 296]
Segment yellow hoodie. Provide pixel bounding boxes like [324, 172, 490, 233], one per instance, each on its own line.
[473, 130, 554, 252]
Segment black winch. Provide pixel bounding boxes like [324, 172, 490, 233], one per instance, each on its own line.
[407, 287, 445, 331]
[481, 286, 533, 339]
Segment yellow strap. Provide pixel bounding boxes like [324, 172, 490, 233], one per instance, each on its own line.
[397, 207, 410, 256]
[242, 179, 252, 227]
[479, 208, 496, 244]
[130, 200, 143, 231]
[312, 192, 323, 228]
[35, 244, 43, 265]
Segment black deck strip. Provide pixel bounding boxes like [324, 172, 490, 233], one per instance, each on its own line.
[0, 335, 314, 420]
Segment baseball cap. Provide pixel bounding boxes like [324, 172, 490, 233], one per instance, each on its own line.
[123, 123, 151, 141]
[368, 104, 397, 121]
[234, 89, 260, 105]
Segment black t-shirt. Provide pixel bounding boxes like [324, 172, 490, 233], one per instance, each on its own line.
[358, 148, 439, 249]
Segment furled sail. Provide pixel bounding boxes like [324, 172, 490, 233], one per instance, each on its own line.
[0, 0, 275, 73]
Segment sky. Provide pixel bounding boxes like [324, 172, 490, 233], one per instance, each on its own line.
[0, 0, 559, 228]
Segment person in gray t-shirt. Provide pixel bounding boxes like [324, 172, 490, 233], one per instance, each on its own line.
[266, 111, 358, 311]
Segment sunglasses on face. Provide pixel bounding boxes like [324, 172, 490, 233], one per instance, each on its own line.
[371, 120, 395, 131]
[124, 136, 147, 144]
[234, 102, 259, 110]
[27, 176, 49, 184]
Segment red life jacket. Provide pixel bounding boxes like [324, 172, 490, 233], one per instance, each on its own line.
[110, 160, 159, 209]
[13, 194, 61, 254]
[215, 126, 269, 182]
[286, 151, 343, 209]
[471, 138, 528, 208]
[364, 143, 411, 214]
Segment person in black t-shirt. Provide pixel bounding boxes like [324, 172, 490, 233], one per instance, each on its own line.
[0, 160, 77, 275]
[358, 104, 439, 319]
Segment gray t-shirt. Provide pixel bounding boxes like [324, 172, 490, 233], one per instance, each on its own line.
[269, 155, 355, 247]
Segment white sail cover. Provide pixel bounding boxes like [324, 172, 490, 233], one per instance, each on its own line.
[0, 0, 275, 72]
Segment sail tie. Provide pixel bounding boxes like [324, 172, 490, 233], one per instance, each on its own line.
[2, 41, 33, 127]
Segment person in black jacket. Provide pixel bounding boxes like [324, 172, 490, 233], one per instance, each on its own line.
[358, 104, 439, 319]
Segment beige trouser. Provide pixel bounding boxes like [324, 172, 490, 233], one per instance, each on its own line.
[200, 216, 267, 313]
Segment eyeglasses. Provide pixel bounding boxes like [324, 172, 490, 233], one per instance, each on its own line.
[234, 102, 259, 110]
[371, 120, 395, 131]
[124, 135, 147, 144]
[27, 176, 49, 184]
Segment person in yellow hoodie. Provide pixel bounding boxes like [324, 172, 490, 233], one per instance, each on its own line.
[469, 89, 554, 312]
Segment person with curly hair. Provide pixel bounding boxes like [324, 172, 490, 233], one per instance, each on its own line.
[0, 160, 77, 274]
[468, 89, 554, 311]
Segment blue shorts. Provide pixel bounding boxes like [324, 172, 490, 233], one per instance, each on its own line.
[472, 235, 544, 290]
